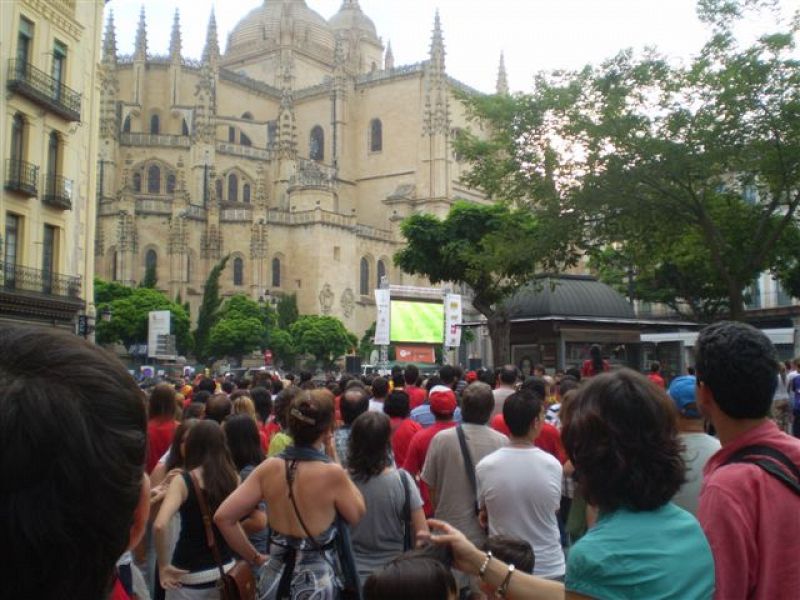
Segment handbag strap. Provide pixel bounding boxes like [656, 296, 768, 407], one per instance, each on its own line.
[188, 471, 228, 581]
[399, 469, 412, 551]
[722, 444, 800, 496]
[285, 459, 327, 554]
[455, 425, 479, 515]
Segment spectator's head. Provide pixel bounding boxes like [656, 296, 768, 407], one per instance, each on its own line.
[363, 554, 457, 600]
[271, 377, 284, 395]
[425, 375, 442, 392]
[384, 390, 411, 419]
[231, 394, 256, 420]
[196, 376, 216, 394]
[221, 380, 235, 395]
[299, 370, 313, 383]
[520, 376, 546, 398]
[372, 376, 389, 400]
[341, 386, 370, 426]
[392, 372, 405, 389]
[224, 414, 265, 472]
[250, 386, 272, 424]
[348, 411, 392, 482]
[439, 365, 456, 387]
[534, 364, 546, 377]
[694, 321, 778, 420]
[485, 535, 534, 574]
[561, 369, 684, 512]
[565, 367, 581, 381]
[192, 389, 211, 407]
[205, 393, 232, 424]
[478, 368, 495, 387]
[498, 364, 518, 386]
[273, 386, 300, 429]
[165, 418, 199, 471]
[650, 361, 661, 374]
[461, 382, 494, 425]
[182, 402, 206, 421]
[404, 364, 420, 385]
[288, 389, 335, 447]
[183, 420, 238, 511]
[558, 376, 579, 398]
[0, 326, 148, 600]
[503, 390, 544, 439]
[148, 383, 177, 420]
[668, 375, 701, 419]
[429, 386, 457, 421]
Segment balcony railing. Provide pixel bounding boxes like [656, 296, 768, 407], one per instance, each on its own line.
[7, 59, 81, 121]
[0, 260, 81, 299]
[120, 132, 191, 148]
[5, 159, 38, 196]
[42, 174, 73, 210]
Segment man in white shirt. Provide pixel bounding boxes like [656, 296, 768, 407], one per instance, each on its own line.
[477, 389, 565, 580]
[368, 376, 389, 413]
[491, 365, 518, 419]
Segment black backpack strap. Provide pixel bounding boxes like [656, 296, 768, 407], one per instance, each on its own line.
[722, 444, 800, 497]
[456, 425, 480, 515]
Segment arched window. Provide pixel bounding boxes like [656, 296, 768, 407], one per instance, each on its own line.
[267, 121, 278, 147]
[215, 178, 223, 200]
[166, 173, 176, 194]
[228, 173, 238, 202]
[233, 257, 244, 286]
[11, 113, 25, 162]
[241, 133, 252, 146]
[243, 183, 251, 204]
[181, 118, 189, 136]
[228, 126, 236, 143]
[147, 165, 161, 194]
[309, 125, 324, 161]
[370, 118, 383, 152]
[150, 114, 160, 135]
[360, 257, 369, 296]
[132, 172, 142, 192]
[123, 115, 132, 134]
[377, 260, 386, 288]
[272, 257, 281, 288]
[145, 249, 157, 283]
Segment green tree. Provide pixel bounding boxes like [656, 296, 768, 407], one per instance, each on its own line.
[141, 262, 157, 289]
[289, 315, 356, 368]
[94, 278, 133, 304]
[269, 328, 297, 368]
[394, 202, 578, 365]
[276, 293, 299, 329]
[193, 255, 229, 362]
[95, 287, 191, 353]
[206, 294, 277, 364]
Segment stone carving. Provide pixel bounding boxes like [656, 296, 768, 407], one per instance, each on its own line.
[168, 215, 188, 255]
[341, 288, 355, 318]
[250, 222, 268, 259]
[201, 224, 222, 258]
[319, 283, 334, 315]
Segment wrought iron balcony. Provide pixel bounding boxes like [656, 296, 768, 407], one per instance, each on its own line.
[0, 260, 81, 299]
[42, 174, 73, 210]
[7, 59, 81, 121]
[5, 159, 38, 196]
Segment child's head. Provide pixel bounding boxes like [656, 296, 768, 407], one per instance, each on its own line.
[479, 536, 535, 598]
[364, 550, 457, 600]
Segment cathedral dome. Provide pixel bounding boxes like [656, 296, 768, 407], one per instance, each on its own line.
[328, 0, 379, 42]
[226, 0, 335, 56]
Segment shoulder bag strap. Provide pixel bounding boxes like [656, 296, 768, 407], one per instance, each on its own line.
[455, 425, 480, 515]
[398, 469, 412, 551]
[285, 460, 326, 553]
[189, 471, 228, 580]
[723, 444, 800, 497]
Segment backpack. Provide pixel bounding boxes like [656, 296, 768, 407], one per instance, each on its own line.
[722, 444, 800, 497]
[792, 376, 800, 415]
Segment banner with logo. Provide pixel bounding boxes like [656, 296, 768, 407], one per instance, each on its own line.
[444, 294, 462, 348]
[374, 289, 391, 346]
[396, 344, 436, 363]
[147, 310, 171, 358]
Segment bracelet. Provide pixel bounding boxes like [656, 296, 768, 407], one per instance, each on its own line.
[496, 564, 515, 598]
[478, 551, 493, 579]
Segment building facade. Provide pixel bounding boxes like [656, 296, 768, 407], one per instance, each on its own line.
[94, 0, 502, 342]
[1, 0, 105, 329]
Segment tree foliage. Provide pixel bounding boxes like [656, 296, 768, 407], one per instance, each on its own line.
[289, 315, 357, 368]
[207, 294, 276, 364]
[276, 293, 299, 329]
[194, 255, 229, 362]
[141, 262, 157, 289]
[94, 278, 133, 305]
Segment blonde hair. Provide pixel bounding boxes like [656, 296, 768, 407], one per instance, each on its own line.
[232, 395, 256, 420]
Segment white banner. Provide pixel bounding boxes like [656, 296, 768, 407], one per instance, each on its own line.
[374, 289, 391, 346]
[444, 294, 462, 348]
[147, 310, 171, 358]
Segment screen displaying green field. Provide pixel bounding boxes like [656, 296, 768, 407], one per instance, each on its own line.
[390, 300, 443, 344]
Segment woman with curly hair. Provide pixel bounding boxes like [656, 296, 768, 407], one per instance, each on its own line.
[347, 411, 428, 585]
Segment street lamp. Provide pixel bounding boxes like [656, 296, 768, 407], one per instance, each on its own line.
[101, 305, 113, 322]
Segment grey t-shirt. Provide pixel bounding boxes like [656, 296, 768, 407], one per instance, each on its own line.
[492, 387, 515, 419]
[673, 432, 721, 515]
[350, 469, 422, 583]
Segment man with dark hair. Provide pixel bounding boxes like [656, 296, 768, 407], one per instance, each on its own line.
[299, 370, 313, 384]
[335, 386, 370, 466]
[477, 390, 565, 580]
[196, 376, 216, 394]
[404, 364, 426, 409]
[251, 386, 277, 450]
[695, 321, 800, 599]
[0, 325, 149, 600]
[421, 382, 507, 595]
[439, 365, 457, 389]
[206, 392, 233, 423]
[369, 376, 389, 412]
[221, 379, 236, 395]
[492, 364, 518, 418]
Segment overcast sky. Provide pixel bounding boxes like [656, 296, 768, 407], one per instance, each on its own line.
[106, 0, 800, 93]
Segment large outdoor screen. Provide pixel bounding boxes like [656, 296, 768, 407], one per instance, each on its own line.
[390, 300, 444, 344]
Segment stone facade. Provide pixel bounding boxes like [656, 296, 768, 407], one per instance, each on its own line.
[95, 0, 495, 340]
[1, 0, 105, 329]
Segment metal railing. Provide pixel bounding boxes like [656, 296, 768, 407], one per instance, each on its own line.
[7, 59, 81, 121]
[221, 208, 252, 222]
[120, 132, 191, 148]
[5, 159, 38, 196]
[42, 174, 73, 210]
[135, 196, 172, 215]
[0, 260, 81, 299]
[216, 141, 271, 160]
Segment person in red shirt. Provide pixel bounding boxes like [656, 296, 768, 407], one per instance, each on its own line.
[490, 413, 565, 464]
[146, 383, 180, 474]
[402, 386, 458, 516]
[384, 389, 422, 466]
[581, 344, 610, 378]
[695, 321, 800, 600]
[403, 364, 427, 409]
[647, 361, 666, 389]
[251, 385, 277, 451]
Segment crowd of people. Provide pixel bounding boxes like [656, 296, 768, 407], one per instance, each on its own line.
[2, 321, 799, 600]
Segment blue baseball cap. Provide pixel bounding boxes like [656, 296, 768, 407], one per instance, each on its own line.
[668, 375, 700, 418]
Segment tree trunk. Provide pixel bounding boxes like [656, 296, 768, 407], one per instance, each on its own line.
[728, 282, 746, 321]
[486, 313, 511, 367]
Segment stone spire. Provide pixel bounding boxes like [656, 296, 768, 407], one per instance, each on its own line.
[102, 10, 117, 64]
[170, 9, 182, 62]
[424, 11, 449, 135]
[134, 5, 147, 61]
[385, 40, 394, 70]
[429, 9, 446, 79]
[202, 8, 220, 66]
[496, 51, 509, 95]
[277, 62, 297, 158]
[342, 0, 360, 6]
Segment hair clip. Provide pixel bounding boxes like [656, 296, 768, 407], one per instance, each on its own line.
[290, 407, 316, 425]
